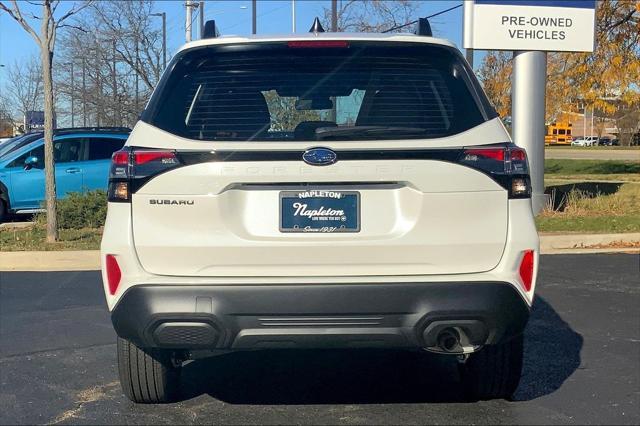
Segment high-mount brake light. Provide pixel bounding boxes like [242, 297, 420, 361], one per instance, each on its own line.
[287, 40, 349, 48]
[108, 149, 182, 203]
[460, 145, 531, 199]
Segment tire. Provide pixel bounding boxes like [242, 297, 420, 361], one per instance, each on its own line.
[117, 337, 181, 403]
[0, 199, 7, 223]
[459, 334, 524, 401]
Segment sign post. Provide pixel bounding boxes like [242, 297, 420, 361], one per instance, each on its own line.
[464, 0, 596, 214]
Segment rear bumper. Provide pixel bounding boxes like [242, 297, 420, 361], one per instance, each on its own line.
[111, 282, 530, 351]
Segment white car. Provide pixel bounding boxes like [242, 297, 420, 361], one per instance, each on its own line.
[572, 136, 597, 146]
[101, 26, 539, 403]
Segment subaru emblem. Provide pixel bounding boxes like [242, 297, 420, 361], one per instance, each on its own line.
[302, 147, 337, 166]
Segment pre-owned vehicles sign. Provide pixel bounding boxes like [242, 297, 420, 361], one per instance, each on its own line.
[464, 0, 596, 52]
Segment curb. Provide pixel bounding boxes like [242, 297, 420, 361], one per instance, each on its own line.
[539, 232, 640, 253]
[0, 250, 101, 272]
[0, 233, 638, 272]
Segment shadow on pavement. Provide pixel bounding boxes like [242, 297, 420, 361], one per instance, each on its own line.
[514, 296, 584, 401]
[179, 296, 582, 405]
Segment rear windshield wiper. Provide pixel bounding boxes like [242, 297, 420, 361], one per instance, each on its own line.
[315, 126, 430, 140]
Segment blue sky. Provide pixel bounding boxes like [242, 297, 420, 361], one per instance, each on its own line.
[0, 1, 482, 87]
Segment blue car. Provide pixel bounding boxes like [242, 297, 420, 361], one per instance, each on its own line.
[0, 127, 130, 221]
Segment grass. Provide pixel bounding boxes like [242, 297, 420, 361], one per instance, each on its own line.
[545, 174, 640, 183]
[545, 159, 640, 175]
[0, 226, 102, 251]
[536, 215, 640, 233]
[544, 159, 640, 183]
[546, 145, 640, 150]
[537, 183, 640, 233]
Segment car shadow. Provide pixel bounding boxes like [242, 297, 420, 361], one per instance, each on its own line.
[178, 296, 582, 404]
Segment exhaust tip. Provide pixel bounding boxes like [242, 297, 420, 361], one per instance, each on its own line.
[437, 328, 461, 353]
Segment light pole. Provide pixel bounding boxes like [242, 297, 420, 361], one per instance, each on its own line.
[65, 62, 75, 127]
[151, 12, 167, 69]
[252, 0, 256, 34]
[82, 58, 87, 126]
[292, 0, 296, 32]
[112, 39, 118, 126]
[199, 1, 205, 39]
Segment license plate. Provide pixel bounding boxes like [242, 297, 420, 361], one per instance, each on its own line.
[280, 190, 360, 233]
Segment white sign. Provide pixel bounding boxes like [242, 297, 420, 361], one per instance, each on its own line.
[464, 0, 596, 52]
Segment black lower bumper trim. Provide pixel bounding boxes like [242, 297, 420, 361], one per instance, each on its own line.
[111, 282, 530, 350]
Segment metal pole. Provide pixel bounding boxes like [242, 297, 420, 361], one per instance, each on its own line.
[70, 62, 75, 128]
[465, 48, 474, 68]
[252, 0, 257, 34]
[186, 0, 193, 42]
[112, 39, 118, 126]
[199, 1, 204, 39]
[582, 104, 587, 139]
[331, 0, 337, 31]
[161, 13, 167, 69]
[512, 50, 547, 214]
[96, 61, 101, 127]
[82, 58, 86, 127]
[329, 0, 338, 122]
[590, 106, 594, 139]
[292, 0, 296, 32]
[135, 42, 139, 114]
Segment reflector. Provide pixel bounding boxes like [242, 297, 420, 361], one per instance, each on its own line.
[518, 250, 534, 292]
[106, 255, 122, 295]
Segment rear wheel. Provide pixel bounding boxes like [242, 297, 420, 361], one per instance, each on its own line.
[117, 337, 181, 403]
[459, 334, 524, 401]
[0, 199, 7, 223]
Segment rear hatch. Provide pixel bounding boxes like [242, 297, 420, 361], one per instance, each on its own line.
[123, 39, 516, 277]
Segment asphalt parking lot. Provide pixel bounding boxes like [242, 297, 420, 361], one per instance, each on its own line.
[0, 254, 638, 425]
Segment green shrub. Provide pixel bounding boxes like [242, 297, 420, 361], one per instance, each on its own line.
[35, 190, 108, 229]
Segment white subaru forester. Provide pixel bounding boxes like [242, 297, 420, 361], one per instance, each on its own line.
[101, 27, 539, 403]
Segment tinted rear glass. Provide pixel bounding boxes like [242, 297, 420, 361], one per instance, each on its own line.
[87, 137, 126, 160]
[0, 133, 42, 158]
[143, 42, 493, 141]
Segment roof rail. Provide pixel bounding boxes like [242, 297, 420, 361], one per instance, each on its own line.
[415, 18, 432, 37]
[203, 20, 220, 39]
[53, 126, 132, 133]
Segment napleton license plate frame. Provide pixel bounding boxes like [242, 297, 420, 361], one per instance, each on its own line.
[279, 190, 361, 233]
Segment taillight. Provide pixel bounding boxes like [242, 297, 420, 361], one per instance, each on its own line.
[108, 148, 182, 202]
[460, 145, 531, 198]
[105, 254, 121, 295]
[518, 250, 535, 292]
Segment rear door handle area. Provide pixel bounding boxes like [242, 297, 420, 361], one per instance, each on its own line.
[65, 167, 81, 174]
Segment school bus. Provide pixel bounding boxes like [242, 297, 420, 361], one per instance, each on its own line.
[545, 122, 573, 145]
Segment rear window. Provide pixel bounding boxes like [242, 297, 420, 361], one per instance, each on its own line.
[143, 42, 494, 141]
[0, 133, 42, 159]
[87, 137, 126, 160]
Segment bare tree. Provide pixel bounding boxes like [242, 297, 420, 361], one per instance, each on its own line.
[5, 57, 43, 124]
[322, 0, 418, 32]
[0, 93, 17, 134]
[0, 0, 91, 242]
[55, 1, 164, 128]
